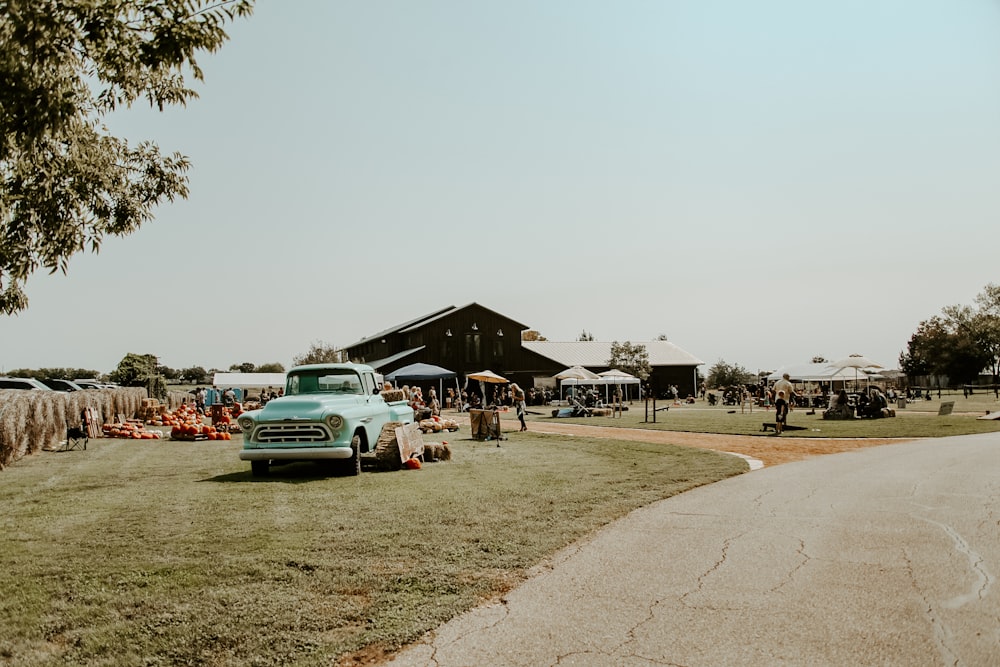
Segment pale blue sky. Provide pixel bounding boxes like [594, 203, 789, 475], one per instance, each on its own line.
[3, 1, 999, 375]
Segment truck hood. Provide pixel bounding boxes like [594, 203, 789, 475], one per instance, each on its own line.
[257, 395, 363, 421]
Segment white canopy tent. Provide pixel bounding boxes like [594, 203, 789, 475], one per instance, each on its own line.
[560, 374, 642, 403]
[765, 364, 869, 384]
[212, 372, 287, 388]
[211, 372, 287, 402]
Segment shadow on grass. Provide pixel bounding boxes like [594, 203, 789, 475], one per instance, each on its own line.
[199, 461, 361, 484]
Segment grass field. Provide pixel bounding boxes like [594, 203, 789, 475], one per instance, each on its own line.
[0, 430, 746, 666]
[4, 386, 998, 666]
[516, 390, 1000, 438]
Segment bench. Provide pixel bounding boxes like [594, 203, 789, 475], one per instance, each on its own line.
[761, 422, 807, 432]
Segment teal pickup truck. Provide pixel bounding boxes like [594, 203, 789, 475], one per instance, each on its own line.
[237, 363, 414, 477]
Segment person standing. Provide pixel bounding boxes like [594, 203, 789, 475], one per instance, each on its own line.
[773, 373, 796, 410]
[511, 383, 527, 431]
[774, 390, 789, 434]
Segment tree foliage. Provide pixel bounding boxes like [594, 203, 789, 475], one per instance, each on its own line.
[607, 341, 650, 381]
[108, 352, 158, 386]
[521, 330, 546, 341]
[108, 351, 166, 397]
[180, 366, 208, 384]
[577, 330, 594, 341]
[8, 367, 101, 380]
[705, 359, 753, 389]
[0, 0, 254, 314]
[901, 283, 999, 386]
[256, 362, 285, 373]
[294, 341, 344, 366]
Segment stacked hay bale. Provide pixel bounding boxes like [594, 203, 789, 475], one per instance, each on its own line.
[0, 387, 148, 469]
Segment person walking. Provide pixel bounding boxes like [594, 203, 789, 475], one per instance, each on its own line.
[511, 383, 527, 431]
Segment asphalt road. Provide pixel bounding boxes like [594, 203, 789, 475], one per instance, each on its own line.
[387, 433, 999, 666]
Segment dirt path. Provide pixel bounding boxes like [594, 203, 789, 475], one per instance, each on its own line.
[494, 419, 914, 467]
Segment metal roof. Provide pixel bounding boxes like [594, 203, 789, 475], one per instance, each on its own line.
[522, 341, 703, 368]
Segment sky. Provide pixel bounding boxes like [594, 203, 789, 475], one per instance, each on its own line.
[3, 0, 1000, 376]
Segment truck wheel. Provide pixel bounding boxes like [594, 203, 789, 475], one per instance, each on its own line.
[341, 434, 361, 476]
[251, 460, 269, 477]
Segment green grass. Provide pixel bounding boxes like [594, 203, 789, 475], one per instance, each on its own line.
[522, 392, 1000, 438]
[0, 432, 746, 666]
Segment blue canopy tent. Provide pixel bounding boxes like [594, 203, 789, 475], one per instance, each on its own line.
[385, 363, 460, 410]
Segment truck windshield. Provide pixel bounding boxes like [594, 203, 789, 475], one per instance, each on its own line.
[287, 371, 364, 396]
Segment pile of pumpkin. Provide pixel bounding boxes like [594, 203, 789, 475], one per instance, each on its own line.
[145, 403, 200, 429]
[418, 415, 460, 433]
[171, 422, 233, 441]
[102, 420, 164, 439]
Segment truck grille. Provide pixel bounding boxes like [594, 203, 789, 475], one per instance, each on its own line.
[254, 423, 331, 443]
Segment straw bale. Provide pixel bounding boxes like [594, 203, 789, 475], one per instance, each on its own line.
[0, 390, 82, 465]
[166, 391, 191, 410]
[382, 389, 406, 403]
[423, 442, 452, 462]
[0, 388, 151, 464]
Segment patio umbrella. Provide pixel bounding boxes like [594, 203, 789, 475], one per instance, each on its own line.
[598, 369, 638, 402]
[555, 366, 600, 402]
[828, 355, 883, 391]
[555, 365, 600, 380]
[467, 370, 508, 383]
[466, 370, 509, 405]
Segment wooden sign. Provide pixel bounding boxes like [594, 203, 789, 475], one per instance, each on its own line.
[938, 401, 955, 416]
[394, 422, 425, 461]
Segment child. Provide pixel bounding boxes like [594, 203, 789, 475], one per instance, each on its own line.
[774, 390, 788, 434]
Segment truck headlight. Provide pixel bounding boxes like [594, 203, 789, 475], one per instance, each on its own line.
[237, 416, 255, 431]
[325, 414, 344, 430]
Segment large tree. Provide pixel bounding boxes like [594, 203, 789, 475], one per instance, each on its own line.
[941, 283, 1000, 390]
[901, 289, 996, 389]
[607, 341, 650, 381]
[705, 359, 753, 389]
[0, 0, 254, 314]
[294, 341, 344, 366]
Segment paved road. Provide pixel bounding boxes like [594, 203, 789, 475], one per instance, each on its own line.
[388, 433, 999, 666]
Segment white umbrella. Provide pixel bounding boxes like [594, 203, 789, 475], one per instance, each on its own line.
[598, 369, 637, 403]
[828, 355, 883, 391]
[555, 366, 600, 380]
[555, 366, 599, 402]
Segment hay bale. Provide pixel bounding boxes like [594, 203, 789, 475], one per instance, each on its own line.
[0, 390, 80, 465]
[382, 389, 406, 403]
[373, 421, 405, 470]
[166, 391, 191, 410]
[423, 442, 452, 462]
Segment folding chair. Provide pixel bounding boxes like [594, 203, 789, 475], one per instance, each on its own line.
[63, 409, 90, 451]
[64, 425, 88, 451]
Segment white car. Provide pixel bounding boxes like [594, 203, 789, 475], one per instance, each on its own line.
[0, 377, 53, 390]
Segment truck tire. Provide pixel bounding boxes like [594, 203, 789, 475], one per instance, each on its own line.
[374, 421, 404, 471]
[251, 460, 269, 477]
[341, 434, 361, 476]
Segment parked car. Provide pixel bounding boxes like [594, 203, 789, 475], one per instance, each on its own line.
[0, 377, 53, 390]
[74, 380, 111, 389]
[40, 378, 84, 392]
[237, 363, 414, 477]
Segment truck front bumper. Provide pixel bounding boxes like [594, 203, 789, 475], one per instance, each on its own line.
[239, 446, 352, 461]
